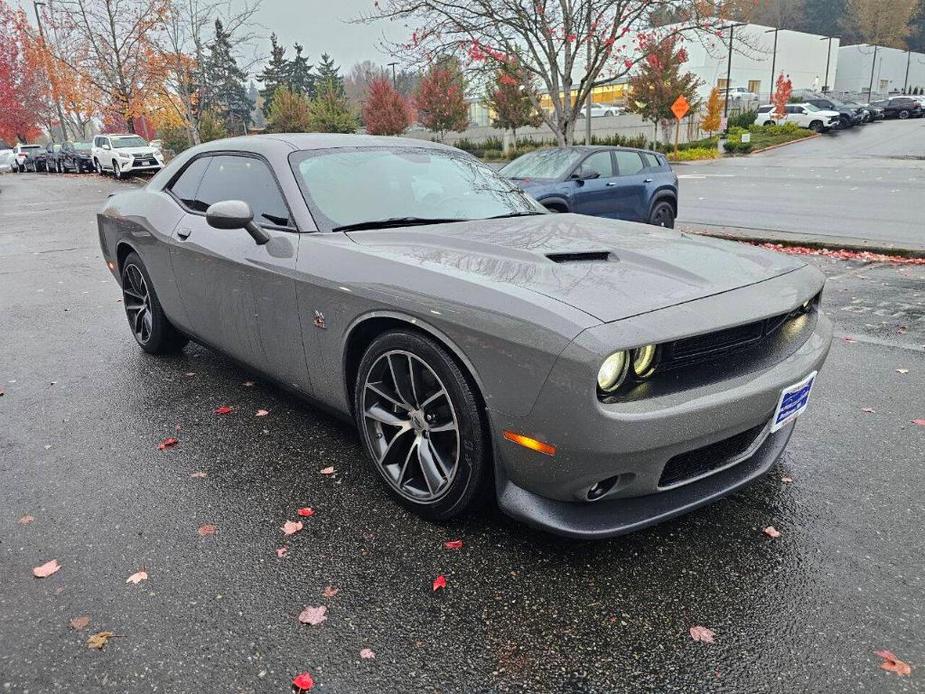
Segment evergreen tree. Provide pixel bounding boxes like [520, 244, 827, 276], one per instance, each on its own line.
[203, 19, 252, 134]
[266, 87, 312, 133]
[316, 53, 344, 96]
[257, 33, 288, 116]
[308, 77, 358, 133]
[801, 0, 847, 38]
[287, 44, 315, 97]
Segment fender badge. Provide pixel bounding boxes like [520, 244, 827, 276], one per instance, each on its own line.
[312, 311, 327, 329]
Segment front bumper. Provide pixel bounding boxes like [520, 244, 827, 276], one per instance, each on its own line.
[489, 265, 832, 538]
[120, 158, 162, 172]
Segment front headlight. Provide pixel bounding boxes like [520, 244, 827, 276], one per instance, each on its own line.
[631, 345, 657, 378]
[597, 351, 628, 393]
[118, 153, 131, 160]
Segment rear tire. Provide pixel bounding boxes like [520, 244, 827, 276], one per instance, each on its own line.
[899, 110, 910, 120]
[353, 330, 490, 521]
[120, 251, 188, 355]
[648, 200, 675, 228]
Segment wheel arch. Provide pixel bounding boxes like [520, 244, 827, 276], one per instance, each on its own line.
[649, 189, 677, 217]
[538, 197, 569, 213]
[342, 312, 489, 417]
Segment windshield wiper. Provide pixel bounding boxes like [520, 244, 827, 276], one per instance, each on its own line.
[487, 211, 547, 219]
[333, 216, 467, 232]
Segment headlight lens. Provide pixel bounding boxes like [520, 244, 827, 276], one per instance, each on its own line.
[632, 345, 657, 378]
[597, 351, 628, 392]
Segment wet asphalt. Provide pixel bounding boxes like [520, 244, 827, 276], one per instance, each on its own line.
[1, 172, 923, 693]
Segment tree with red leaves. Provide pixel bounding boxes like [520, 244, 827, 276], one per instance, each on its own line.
[0, 1, 45, 143]
[772, 73, 792, 120]
[414, 60, 469, 141]
[363, 77, 413, 135]
[364, 0, 735, 145]
[486, 65, 542, 140]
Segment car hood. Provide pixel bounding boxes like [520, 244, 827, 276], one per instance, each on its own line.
[346, 214, 805, 323]
[113, 147, 156, 156]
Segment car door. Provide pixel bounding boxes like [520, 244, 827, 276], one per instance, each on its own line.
[612, 150, 651, 222]
[570, 151, 618, 218]
[167, 153, 311, 392]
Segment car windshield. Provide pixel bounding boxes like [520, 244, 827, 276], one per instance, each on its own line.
[499, 149, 584, 180]
[74, 142, 91, 151]
[111, 136, 147, 148]
[293, 147, 544, 231]
[21, 145, 40, 150]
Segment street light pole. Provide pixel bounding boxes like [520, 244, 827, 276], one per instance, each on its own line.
[867, 44, 879, 101]
[722, 23, 746, 129]
[904, 50, 912, 93]
[820, 36, 833, 93]
[766, 28, 779, 102]
[585, 3, 592, 145]
[33, 0, 69, 141]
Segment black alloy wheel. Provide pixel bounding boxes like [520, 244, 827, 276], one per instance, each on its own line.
[120, 251, 188, 354]
[354, 331, 490, 520]
[649, 200, 675, 228]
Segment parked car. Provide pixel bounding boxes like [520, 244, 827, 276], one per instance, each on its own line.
[92, 134, 164, 178]
[500, 146, 679, 227]
[871, 96, 924, 119]
[97, 134, 832, 538]
[0, 147, 13, 173]
[56, 141, 95, 173]
[33, 143, 62, 172]
[754, 103, 840, 132]
[802, 96, 862, 128]
[849, 101, 884, 121]
[722, 86, 758, 101]
[11, 143, 43, 172]
[576, 104, 626, 118]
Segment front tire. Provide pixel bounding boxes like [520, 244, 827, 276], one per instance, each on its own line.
[648, 200, 675, 228]
[113, 161, 123, 179]
[120, 251, 188, 355]
[353, 330, 490, 521]
[809, 120, 823, 133]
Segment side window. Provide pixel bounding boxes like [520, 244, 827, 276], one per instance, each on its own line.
[581, 151, 615, 178]
[192, 155, 292, 228]
[168, 157, 212, 211]
[614, 151, 645, 176]
[640, 152, 660, 169]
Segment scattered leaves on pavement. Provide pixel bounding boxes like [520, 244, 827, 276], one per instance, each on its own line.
[296, 507, 315, 517]
[282, 520, 303, 536]
[33, 559, 61, 578]
[292, 672, 315, 691]
[322, 585, 339, 598]
[190, 471, 207, 478]
[69, 615, 90, 631]
[126, 570, 148, 585]
[213, 405, 233, 415]
[18, 515, 34, 525]
[756, 243, 925, 266]
[276, 547, 288, 558]
[443, 539, 464, 550]
[86, 631, 113, 650]
[875, 650, 912, 676]
[319, 466, 335, 475]
[763, 526, 782, 538]
[298, 606, 327, 625]
[360, 648, 376, 659]
[158, 437, 179, 450]
[198, 524, 217, 537]
[256, 409, 270, 417]
[433, 575, 447, 591]
[689, 625, 715, 643]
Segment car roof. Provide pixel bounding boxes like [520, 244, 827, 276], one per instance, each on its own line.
[522, 144, 661, 156]
[191, 133, 457, 156]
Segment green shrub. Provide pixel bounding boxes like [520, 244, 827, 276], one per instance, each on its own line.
[729, 110, 757, 128]
[723, 140, 753, 154]
[668, 147, 719, 161]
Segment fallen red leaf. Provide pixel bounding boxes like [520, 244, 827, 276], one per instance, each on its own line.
[322, 585, 339, 598]
[87, 631, 114, 650]
[443, 539, 464, 550]
[861, 407, 876, 413]
[276, 547, 288, 558]
[18, 515, 34, 525]
[158, 437, 179, 450]
[213, 405, 233, 415]
[298, 605, 327, 625]
[292, 672, 315, 691]
[198, 524, 217, 536]
[126, 570, 148, 585]
[360, 648, 376, 659]
[297, 507, 315, 517]
[282, 520, 303, 536]
[190, 471, 207, 478]
[842, 336, 856, 343]
[0, 387, 4, 396]
[256, 409, 270, 417]
[876, 650, 912, 676]
[913, 419, 925, 426]
[33, 559, 61, 578]
[319, 466, 335, 475]
[433, 575, 447, 591]
[69, 615, 90, 631]
[689, 625, 715, 643]
[763, 526, 782, 538]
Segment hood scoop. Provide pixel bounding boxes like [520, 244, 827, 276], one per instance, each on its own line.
[546, 250, 614, 264]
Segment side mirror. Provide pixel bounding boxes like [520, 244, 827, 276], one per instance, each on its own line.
[569, 168, 600, 182]
[206, 200, 270, 245]
[102, 144, 111, 150]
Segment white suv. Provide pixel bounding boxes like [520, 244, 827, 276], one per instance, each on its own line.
[755, 103, 840, 132]
[92, 134, 164, 179]
[11, 143, 43, 173]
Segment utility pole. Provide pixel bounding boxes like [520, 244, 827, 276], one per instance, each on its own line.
[722, 23, 747, 131]
[33, 0, 69, 141]
[820, 36, 833, 93]
[585, 3, 592, 145]
[904, 50, 912, 93]
[765, 28, 779, 102]
[867, 44, 879, 101]
[387, 62, 398, 88]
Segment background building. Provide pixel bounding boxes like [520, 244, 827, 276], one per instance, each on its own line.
[833, 45, 925, 97]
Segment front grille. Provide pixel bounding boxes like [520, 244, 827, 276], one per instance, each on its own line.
[659, 423, 766, 488]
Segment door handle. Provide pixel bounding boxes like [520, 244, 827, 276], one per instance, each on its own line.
[177, 227, 192, 239]
[643, 178, 653, 183]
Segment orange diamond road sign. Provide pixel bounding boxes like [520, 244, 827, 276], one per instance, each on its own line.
[671, 95, 690, 120]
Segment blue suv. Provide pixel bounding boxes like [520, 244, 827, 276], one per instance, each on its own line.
[500, 146, 679, 227]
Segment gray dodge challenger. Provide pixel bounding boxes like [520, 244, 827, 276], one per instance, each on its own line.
[97, 134, 833, 539]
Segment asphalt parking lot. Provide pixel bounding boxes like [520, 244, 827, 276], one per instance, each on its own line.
[1, 172, 923, 693]
[678, 118, 925, 252]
